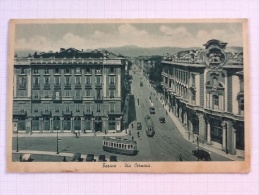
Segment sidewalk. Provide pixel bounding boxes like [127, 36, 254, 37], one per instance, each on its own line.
[13, 130, 128, 138]
[156, 92, 244, 161]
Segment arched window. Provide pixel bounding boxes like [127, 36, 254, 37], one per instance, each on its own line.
[212, 77, 218, 86]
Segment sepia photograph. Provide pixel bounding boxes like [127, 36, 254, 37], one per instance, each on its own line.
[7, 19, 249, 173]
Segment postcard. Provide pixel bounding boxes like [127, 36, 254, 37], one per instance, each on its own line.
[7, 19, 250, 173]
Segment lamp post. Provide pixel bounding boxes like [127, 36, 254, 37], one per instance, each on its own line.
[56, 127, 59, 154]
[16, 128, 19, 152]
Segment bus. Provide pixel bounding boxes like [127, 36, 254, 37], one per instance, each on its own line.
[103, 137, 138, 155]
[144, 115, 155, 137]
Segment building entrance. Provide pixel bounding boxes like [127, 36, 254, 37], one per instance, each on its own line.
[95, 121, 102, 132]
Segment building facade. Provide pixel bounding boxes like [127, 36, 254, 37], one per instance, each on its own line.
[161, 40, 244, 156]
[13, 48, 126, 134]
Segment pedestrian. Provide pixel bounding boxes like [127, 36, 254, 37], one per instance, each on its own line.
[105, 129, 107, 135]
[131, 123, 134, 128]
[137, 132, 140, 138]
[63, 156, 67, 162]
[179, 154, 183, 161]
[19, 154, 22, 162]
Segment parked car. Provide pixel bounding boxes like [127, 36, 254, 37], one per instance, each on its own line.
[86, 154, 96, 162]
[98, 155, 106, 162]
[109, 156, 117, 162]
[159, 117, 166, 123]
[72, 153, 82, 162]
[137, 122, 142, 130]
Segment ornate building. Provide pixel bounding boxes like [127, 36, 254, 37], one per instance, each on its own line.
[13, 48, 127, 134]
[161, 39, 244, 156]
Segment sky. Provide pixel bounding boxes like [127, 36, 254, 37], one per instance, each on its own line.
[14, 22, 243, 52]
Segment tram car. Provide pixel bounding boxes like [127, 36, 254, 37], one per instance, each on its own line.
[144, 115, 155, 137]
[103, 137, 138, 155]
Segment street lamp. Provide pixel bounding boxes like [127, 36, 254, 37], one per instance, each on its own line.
[16, 128, 19, 152]
[56, 127, 59, 154]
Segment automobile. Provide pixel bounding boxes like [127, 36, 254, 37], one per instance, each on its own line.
[159, 117, 166, 123]
[192, 149, 212, 161]
[72, 153, 82, 162]
[98, 155, 106, 162]
[137, 122, 142, 130]
[109, 156, 117, 162]
[86, 154, 96, 162]
[149, 107, 155, 114]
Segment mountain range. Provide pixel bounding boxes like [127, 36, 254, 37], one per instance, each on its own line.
[15, 45, 243, 58]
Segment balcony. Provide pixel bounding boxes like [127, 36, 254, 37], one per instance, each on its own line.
[75, 83, 82, 89]
[95, 83, 102, 88]
[54, 83, 61, 89]
[85, 83, 92, 89]
[108, 111, 122, 116]
[94, 96, 103, 103]
[109, 83, 116, 88]
[31, 95, 41, 102]
[83, 111, 93, 116]
[41, 110, 51, 116]
[43, 83, 50, 90]
[32, 84, 40, 90]
[13, 110, 27, 117]
[52, 95, 62, 102]
[19, 83, 26, 89]
[63, 111, 72, 116]
[64, 83, 71, 89]
[73, 96, 82, 102]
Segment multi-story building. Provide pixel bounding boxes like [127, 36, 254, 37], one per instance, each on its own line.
[161, 39, 244, 156]
[12, 48, 126, 134]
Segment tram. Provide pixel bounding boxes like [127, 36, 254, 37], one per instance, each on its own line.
[103, 137, 138, 155]
[144, 115, 155, 137]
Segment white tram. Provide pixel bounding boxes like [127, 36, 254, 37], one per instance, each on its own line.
[103, 137, 138, 155]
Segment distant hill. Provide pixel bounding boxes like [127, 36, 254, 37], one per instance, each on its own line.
[15, 45, 243, 58]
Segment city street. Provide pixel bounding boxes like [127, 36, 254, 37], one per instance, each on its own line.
[12, 67, 231, 162]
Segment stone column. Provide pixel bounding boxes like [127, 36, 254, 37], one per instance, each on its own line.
[71, 117, 75, 133]
[50, 118, 53, 133]
[198, 113, 206, 143]
[91, 117, 95, 132]
[221, 121, 227, 151]
[207, 121, 211, 144]
[81, 117, 85, 132]
[60, 117, 64, 133]
[39, 118, 43, 133]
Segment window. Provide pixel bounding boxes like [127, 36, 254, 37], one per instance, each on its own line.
[33, 68, 38, 74]
[65, 105, 70, 112]
[85, 68, 91, 74]
[110, 67, 114, 73]
[110, 89, 115, 98]
[55, 91, 61, 100]
[76, 104, 80, 112]
[97, 104, 101, 112]
[85, 76, 91, 85]
[110, 103, 115, 112]
[65, 77, 70, 84]
[96, 89, 101, 99]
[109, 76, 115, 85]
[191, 74, 195, 86]
[65, 90, 70, 97]
[96, 76, 102, 84]
[96, 68, 102, 74]
[213, 95, 219, 110]
[20, 68, 25, 74]
[213, 77, 218, 86]
[64, 69, 70, 74]
[240, 99, 244, 115]
[44, 68, 49, 74]
[44, 104, 49, 112]
[85, 103, 91, 112]
[55, 76, 60, 85]
[75, 67, 81, 74]
[86, 90, 91, 97]
[75, 76, 81, 84]
[54, 68, 60, 74]
[192, 91, 196, 105]
[44, 90, 49, 98]
[55, 105, 59, 112]
[44, 77, 49, 85]
[33, 77, 39, 85]
[75, 90, 80, 97]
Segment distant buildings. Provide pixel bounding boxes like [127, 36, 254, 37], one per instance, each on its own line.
[161, 39, 244, 156]
[13, 48, 127, 134]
